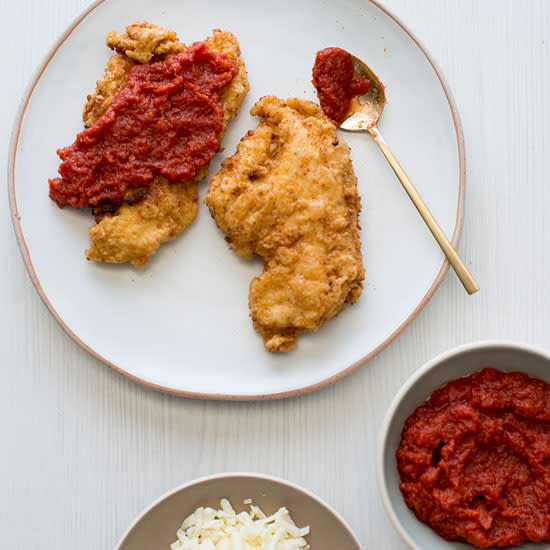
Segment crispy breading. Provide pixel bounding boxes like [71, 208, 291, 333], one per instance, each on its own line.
[205, 96, 364, 352]
[87, 176, 198, 267]
[83, 23, 249, 267]
[83, 55, 135, 128]
[105, 21, 183, 63]
[205, 31, 249, 132]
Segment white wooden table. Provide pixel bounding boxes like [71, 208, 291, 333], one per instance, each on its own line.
[1, 1, 549, 548]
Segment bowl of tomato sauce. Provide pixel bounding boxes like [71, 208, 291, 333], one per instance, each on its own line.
[377, 341, 550, 549]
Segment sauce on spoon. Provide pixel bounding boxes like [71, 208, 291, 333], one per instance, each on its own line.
[312, 47, 371, 124]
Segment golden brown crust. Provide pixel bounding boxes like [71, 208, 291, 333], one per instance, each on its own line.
[83, 54, 135, 128]
[81, 23, 249, 267]
[105, 21, 184, 63]
[205, 30, 249, 134]
[86, 176, 198, 267]
[205, 96, 364, 352]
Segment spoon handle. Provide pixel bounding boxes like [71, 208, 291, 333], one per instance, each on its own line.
[369, 126, 479, 295]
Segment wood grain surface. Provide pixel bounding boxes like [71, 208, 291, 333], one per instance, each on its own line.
[1, 1, 549, 548]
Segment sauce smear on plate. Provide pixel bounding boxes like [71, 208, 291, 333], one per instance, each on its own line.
[49, 42, 238, 209]
[312, 47, 371, 124]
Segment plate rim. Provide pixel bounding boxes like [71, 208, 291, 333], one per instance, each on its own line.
[7, 0, 466, 400]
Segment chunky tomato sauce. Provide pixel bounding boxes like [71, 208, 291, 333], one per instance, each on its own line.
[312, 47, 371, 124]
[397, 368, 550, 548]
[49, 42, 238, 209]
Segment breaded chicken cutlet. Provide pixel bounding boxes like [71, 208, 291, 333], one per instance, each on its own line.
[82, 22, 249, 267]
[205, 96, 365, 352]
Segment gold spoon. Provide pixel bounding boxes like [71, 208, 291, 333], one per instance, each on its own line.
[340, 56, 479, 295]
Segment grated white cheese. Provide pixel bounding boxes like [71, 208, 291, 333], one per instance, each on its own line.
[170, 498, 310, 550]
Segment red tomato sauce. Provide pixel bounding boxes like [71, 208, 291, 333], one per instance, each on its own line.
[311, 47, 370, 124]
[49, 42, 238, 209]
[397, 368, 550, 548]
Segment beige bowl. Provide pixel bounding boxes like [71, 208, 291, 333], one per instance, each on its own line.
[377, 340, 550, 550]
[116, 473, 362, 550]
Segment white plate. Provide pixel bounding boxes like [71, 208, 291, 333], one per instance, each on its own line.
[9, 0, 464, 399]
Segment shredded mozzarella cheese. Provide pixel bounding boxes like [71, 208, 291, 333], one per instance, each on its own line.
[170, 498, 310, 550]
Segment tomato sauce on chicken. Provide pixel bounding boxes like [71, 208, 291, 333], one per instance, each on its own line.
[49, 42, 238, 209]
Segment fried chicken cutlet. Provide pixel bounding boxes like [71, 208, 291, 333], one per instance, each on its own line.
[82, 22, 249, 267]
[205, 96, 365, 352]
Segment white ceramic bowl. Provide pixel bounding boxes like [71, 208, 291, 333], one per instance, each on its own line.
[377, 340, 550, 550]
[116, 473, 361, 550]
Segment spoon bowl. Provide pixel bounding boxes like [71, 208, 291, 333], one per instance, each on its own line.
[341, 56, 386, 131]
